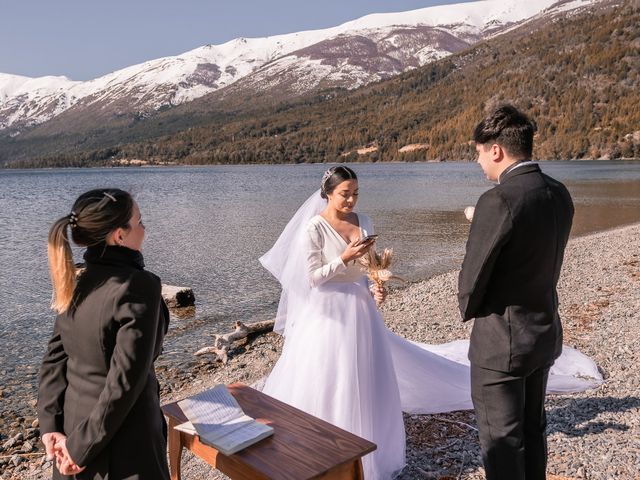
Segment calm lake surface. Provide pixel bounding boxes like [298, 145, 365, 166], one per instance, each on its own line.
[1, 161, 640, 402]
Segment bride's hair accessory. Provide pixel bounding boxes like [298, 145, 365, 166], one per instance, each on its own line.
[320, 167, 337, 196]
[103, 192, 117, 202]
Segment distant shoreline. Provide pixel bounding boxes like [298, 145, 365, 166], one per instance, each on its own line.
[3, 157, 640, 171]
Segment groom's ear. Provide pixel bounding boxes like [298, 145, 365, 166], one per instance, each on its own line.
[490, 143, 504, 162]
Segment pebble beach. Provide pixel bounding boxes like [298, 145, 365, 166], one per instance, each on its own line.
[2, 222, 639, 480]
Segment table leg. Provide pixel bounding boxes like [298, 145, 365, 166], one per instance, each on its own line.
[354, 459, 364, 480]
[167, 417, 183, 480]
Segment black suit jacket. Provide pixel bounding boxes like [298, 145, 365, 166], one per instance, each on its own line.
[38, 245, 170, 479]
[458, 163, 573, 374]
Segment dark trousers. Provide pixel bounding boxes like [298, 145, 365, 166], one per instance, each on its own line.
[470, 364, 551, 480]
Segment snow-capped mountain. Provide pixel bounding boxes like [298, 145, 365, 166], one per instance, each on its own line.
[0, 0, 599, 133]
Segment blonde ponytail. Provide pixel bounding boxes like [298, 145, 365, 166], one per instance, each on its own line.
[48, 217, 76, 313]
[48, 188, 134, 313]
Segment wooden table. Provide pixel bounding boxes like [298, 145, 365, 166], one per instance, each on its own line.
[161, 383, 377, 480]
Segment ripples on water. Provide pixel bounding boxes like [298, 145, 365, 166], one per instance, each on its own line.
[1, 161, 639, 400]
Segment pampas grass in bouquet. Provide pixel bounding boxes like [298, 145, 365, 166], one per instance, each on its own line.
[359, 246, 404, 288]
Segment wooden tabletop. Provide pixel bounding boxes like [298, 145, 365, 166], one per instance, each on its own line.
[162, 383, 376, 480]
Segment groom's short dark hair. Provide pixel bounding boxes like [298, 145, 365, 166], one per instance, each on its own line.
[473, 105, 537, 160]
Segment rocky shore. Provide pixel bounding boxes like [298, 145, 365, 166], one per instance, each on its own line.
[3, 223, 639, 480]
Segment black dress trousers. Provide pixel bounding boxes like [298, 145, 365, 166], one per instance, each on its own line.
[470, 364, 550, 480]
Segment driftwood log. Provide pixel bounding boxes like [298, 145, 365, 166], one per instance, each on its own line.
[194, 320, 275, 363]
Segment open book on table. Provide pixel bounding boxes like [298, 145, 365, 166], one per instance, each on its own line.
[176, 384, 274, 456]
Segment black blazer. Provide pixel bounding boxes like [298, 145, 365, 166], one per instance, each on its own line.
[38, 245, 170, 480]
[458, 163, 574, 374]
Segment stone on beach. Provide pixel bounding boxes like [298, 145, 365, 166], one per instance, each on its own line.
[161, 284, 195, 308]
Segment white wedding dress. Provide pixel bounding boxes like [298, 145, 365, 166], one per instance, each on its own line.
[260, 195, 603, 480]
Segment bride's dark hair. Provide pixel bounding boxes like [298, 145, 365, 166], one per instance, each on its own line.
[320, 166, 357, 199]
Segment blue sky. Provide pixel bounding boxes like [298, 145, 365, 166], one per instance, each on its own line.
[0, 0, 476, 81]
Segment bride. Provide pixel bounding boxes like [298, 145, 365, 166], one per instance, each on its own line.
[259, 166, 602, 479]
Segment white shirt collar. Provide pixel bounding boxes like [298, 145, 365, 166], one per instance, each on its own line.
[498, 161, 535, 184]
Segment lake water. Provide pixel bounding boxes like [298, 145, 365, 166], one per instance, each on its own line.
[1, 161, 640, 404]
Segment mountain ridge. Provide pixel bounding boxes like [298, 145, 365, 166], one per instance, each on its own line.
[0, 0, 585, 134]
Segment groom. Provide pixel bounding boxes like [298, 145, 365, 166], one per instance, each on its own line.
[458, 105, 573, 479]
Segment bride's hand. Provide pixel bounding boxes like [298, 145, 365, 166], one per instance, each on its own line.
[371, 284, 387, 306]
[341, 238, 375, 264]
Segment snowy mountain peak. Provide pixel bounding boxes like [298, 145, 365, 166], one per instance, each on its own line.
[0, 0, 601, 132]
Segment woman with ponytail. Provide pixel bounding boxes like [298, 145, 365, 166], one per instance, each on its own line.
[38, 189, 170, 479]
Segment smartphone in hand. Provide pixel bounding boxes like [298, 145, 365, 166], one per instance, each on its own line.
[354, 234, 378, 246]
